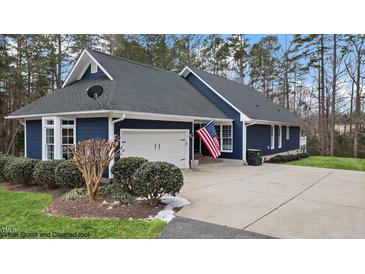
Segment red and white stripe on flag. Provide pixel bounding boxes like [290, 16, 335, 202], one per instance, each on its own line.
[196, 127, 221, 158]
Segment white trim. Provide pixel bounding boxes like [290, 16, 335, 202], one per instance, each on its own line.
[253, 119, 302, 127]
[6, 109, 232, 123]
[62, 49, 113, 88]
[120, 129, 190, 169]
[278, 125, 282, 148]
[180, 67, 251, 122]
[24, 120, 27, 157]
[286, 126, 290, 140]
[191, 123, 194, 161]
[108, 116, 114, 178]
[270, 125, 275, 150]
[242, 123, 246, 163]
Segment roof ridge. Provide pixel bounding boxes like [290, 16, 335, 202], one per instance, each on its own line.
[190, 66, 256, 90]
[87, 49, 181, 77]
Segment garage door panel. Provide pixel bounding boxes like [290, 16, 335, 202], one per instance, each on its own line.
[121, 130, 189, 168]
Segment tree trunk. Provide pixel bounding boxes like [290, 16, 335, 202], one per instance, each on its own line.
[354, 54, 361, 158]
[320, 35, 326, 155]
[330, 34, 337, 156]
[349, 81, 354, 136]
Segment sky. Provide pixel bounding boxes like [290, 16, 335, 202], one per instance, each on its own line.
[222, 34, 292, 48]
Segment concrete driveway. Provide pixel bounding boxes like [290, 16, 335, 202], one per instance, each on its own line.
[178, 162, 365, 238]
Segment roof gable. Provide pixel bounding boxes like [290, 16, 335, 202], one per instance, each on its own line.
[181, 67, 303, 125]
[8, 50, 228, 121]
[62, 49, 113, 87]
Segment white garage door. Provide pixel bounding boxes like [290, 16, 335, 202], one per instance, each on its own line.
[120, 129, 190, 169]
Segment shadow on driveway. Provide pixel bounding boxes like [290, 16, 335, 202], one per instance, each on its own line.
[159, 217, 275, 239]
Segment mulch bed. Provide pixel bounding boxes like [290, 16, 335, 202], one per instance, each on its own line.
[45, 198, 164, 219]
[0, 181, 68, 198]
[0, 180, 165, 220]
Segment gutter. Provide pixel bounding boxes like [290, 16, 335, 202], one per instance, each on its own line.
[111, 113, 126, 124]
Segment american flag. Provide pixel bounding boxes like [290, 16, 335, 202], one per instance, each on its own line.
[196, 121, 221, 158]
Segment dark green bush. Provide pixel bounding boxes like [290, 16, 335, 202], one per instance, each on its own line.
[3, 158, 40, 185]
[32, 160, 64, 188]
[268, 153, 303, 163]
[98, 183, 135, 205]
[111, 157, 148, 195]
[60, 187, 87, 201]
[55, 160, 84, 188]
[0, 155, 16, 179]
[299, 153, 309, 158]
[131, 161, 184, 204]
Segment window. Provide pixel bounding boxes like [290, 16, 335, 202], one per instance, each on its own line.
[61, 120, 75, 159]
[222, 125, 232, 152]
[44, 120, 55, 160]
[271, 125, 275, 149]
[214, 125, 221, 146]
[286, 126, 290, 140]
[278, 126, 282, 148]
[213, 124, 233, 152]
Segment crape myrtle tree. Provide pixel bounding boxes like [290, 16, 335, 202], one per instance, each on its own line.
[69, 139, 120, 202]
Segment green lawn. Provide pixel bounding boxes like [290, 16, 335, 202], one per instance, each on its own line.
[0, 187, 165, 239]
[288, 156, 365, 172]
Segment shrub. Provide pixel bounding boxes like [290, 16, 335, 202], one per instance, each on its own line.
[0, 155, 16, 179]
[3, 158, 40, 185]
[55, 160, 84, 188]
[98, 183, 135, 205]
[300, 153, 309, 158]
[267, 153, 304, 163]
[60, 187, 87, 201]
[111, 157, 148, 195]
[131, 161, 184, 204]
[32, 160, 64, 188]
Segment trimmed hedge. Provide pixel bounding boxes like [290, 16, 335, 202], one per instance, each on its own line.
[32, 160, 64, 188]
[267, 153, 309, 163]
[0, 155, 16, 179]
[132, 161, 184, 204]
[3, 158, 40, 185]
[55, 160, 84, 188]
[111, 157, 148, 195]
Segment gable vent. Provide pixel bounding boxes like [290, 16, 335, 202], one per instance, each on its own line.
[91, 62, 98, 74]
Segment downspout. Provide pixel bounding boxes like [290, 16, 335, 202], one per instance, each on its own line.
[19, 119, 26, 157]
[109, 113, 126, 179]
[243, 120, 256, 165]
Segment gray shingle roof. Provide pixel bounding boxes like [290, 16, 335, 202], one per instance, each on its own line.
[188, 67, 304, 125]
[8, 50, 228, 120]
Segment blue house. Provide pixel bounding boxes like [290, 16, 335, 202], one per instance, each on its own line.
[7, 49, 303, 178]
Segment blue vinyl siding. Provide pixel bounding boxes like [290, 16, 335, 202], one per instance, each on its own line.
[76, 117, 109, 142]
[26, 120, 42, 159]
[114, 119, 192, 162]
[76, 117, 109, 177]
[247, 124, 300, 156]
[81, 64, 106, 79]
[185, 73, 243, 159]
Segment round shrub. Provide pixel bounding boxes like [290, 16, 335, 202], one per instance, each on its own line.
[3, 158, 40, 185]
[32, 160, 64, 188]
[131, 161, 184, 204]
[55, 160, 84, 188]
[0, 155, 16, 179]
[98, 183, 136, 205]
[111, 157, 148, 195]
[60, 187, 87, 201]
